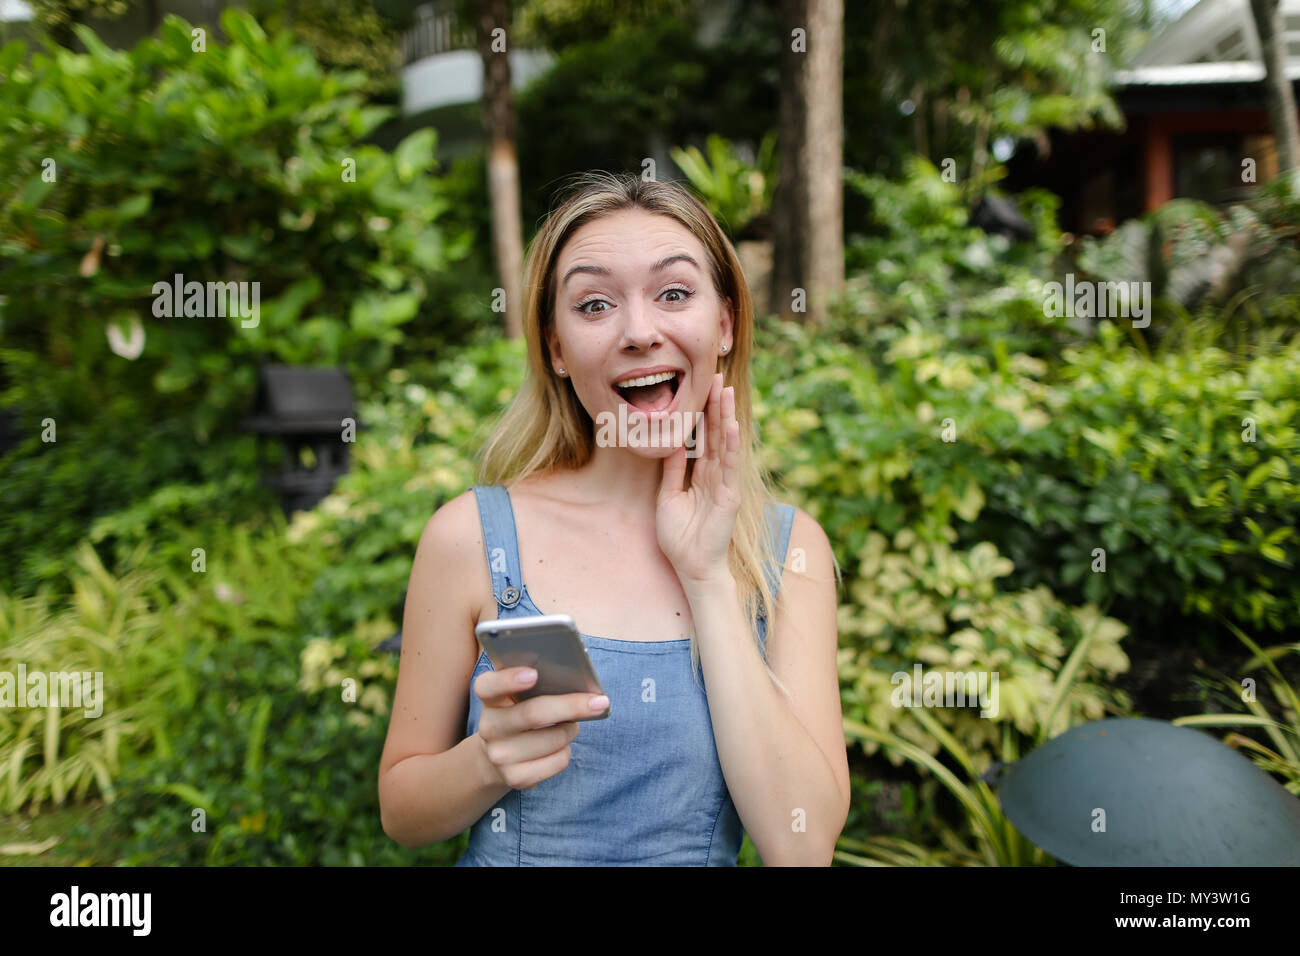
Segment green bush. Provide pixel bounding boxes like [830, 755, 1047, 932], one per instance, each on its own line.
[670, 131, 777, 240]
[0, 8, 470, 594]
[842, 158, 1072, 362]
[90, 606, 451, 865]
[0, 421, 271, 595]
[983, 323, 1300, 636]
[1, 9, 465, 429]
[38, 342, 527, 863]
[1075, 174, 1300, 356]
[755, 303, 1300, 650]
[33, 514, 461, 865]
[0, 543, 181, 815]
[836, 528, 1131, 767]
[0, 519, 326, 819]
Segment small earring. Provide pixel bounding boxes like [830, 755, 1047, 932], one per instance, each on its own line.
[557, 368, 566, 376]
[720, 346, 728, 353]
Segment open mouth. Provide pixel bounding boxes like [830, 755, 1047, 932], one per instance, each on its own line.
[611, 370, 682, 415]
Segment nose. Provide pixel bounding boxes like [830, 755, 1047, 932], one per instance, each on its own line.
[617, 297, 663, 352]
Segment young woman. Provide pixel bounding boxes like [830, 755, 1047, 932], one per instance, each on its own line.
[378, 171, 847, 866]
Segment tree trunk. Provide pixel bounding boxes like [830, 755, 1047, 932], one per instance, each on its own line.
[803, 0, 843, 328]
[771, 0, 842, 328]
[1250, 0, 1300, 173]
[477, 0, 524, 340]
[771, 0, 809, 324]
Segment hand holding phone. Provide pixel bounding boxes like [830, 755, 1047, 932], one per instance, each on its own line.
[472, 615, 610, 791]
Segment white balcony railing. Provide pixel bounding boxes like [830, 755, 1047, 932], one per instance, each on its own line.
[401, 1, 477, 66]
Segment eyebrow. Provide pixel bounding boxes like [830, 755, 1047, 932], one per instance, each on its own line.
[561, 253, 700, 290]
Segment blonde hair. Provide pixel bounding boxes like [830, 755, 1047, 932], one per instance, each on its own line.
[477, 170, 792, 695]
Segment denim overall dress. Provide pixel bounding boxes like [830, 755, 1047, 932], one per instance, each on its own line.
[454, 484, 797, 866]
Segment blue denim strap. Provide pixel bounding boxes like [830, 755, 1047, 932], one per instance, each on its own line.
[762, 502, 797, 610]
[756, 502, 797, 657]
[470, 485, 525, 610]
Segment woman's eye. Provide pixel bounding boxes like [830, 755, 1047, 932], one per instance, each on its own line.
[575, 286, 693, 315]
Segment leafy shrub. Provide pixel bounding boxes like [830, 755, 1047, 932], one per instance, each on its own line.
[754, 311, 1300, 649]
[1075, 174, 1300, 356]
[0, 543, 196, 814]
[1, 9, 464, 430]
[35, 343, 527, 863]
[89, 603, 450, 865]
[43, 515, 463, 865]
[1175, 620, 1300, 795]
[0, 8, 470, 595]
[842, 158, 1072, 361]
[670, 132, 777, 239]
[985, 323, 1300, 636]
[0, 415, 269, 594]
[831, 521, 1131, 861]
[836, 528, 1131, 770]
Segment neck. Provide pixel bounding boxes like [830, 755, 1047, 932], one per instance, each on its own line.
[565, 443, 675, 525]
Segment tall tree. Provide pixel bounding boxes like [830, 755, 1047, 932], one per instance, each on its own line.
[771, 0, 843, 328]
[476, 0, 524, 340]
[771, 0, 808, 326]
[1250, 0, 1300, 173]
[804, 0, 843, 329]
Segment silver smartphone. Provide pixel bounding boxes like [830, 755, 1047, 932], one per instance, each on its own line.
[474, 614, 610, 720]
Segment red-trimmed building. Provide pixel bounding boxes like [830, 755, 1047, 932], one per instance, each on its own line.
[1008, 0, 1300, 234]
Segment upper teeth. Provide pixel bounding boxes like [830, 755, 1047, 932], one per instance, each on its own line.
[616, 371, 675, 388]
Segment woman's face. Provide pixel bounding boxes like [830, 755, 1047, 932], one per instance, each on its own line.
[547, 208, 734, 457]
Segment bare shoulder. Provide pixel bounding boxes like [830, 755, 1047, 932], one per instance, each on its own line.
[785, 509, 826, 561]
[784, 505, 834, 577]
[414, 488, 492, 628]
[419, 486, 483, 551]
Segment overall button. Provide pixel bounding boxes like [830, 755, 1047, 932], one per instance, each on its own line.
[500, 585, 521, 607]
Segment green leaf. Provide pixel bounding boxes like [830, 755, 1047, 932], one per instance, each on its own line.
[19, 177, 55, 210]
[116, 194, 152, 221]
[393, 128, 437, 183]
[152, 782, 212, 808]
[220, 8, 269, 50]
[70, 24, 121, 65]
[264, 275, 324, 327]
[0, 40, 27, 78]
[219, 235, 260, 261]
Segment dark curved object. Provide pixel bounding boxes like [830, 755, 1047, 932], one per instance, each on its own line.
[969, 193, 1036, 242]
[997, 717, 1300, 866]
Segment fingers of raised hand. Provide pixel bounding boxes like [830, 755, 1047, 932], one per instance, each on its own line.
[707, 373, 722, 462]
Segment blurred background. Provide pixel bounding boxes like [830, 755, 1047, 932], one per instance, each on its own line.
[0, 0, 1297, 866]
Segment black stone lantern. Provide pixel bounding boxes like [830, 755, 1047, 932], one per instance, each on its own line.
[243, 364, 362, 515]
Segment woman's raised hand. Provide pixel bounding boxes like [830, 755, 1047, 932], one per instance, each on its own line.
[656, 372, 741, 587]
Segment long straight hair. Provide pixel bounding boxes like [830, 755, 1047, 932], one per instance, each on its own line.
[477, 171, 791, 695]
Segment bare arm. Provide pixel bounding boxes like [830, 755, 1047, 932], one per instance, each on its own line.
[685, 508, 849, 865]
[378, 491, 511, 848]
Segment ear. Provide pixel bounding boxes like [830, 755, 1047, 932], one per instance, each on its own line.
[545, 324, 565, 375]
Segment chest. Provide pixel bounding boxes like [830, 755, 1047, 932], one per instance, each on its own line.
[479, 504, 696, 643]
